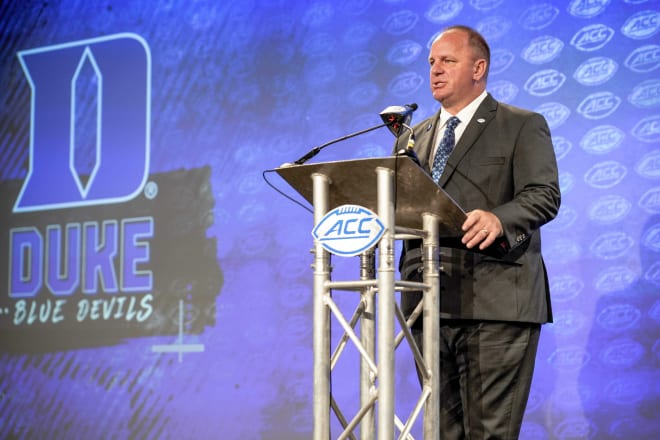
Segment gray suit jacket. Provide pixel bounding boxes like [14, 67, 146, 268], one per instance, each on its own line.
[398, 94, 561, 324]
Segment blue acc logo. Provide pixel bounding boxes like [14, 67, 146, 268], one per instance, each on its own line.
[580, 124, 624, 154]
[550, 275, 583, 302]
[574, 56, 618, 86]
[383, 10, 419, 36]
[490, 49, 515, 75]
[590, 231, 634, 260]
[571, 24, 615, 51]
[567, 0, 611, 19]
[639, 186, 660, 214]
[470, 0, 503, 12]
[547, 346, 590, 371]
[605, 377, 648, 406]
[14, 33, 151, 213]
[599, 338, 645, 369]
[554, 418, 597, 440]
[425, 0, 462, 23]
[521, 35, 564, 64]
[642, 222, 660, 251]
[597, 304, 641, 331]
[628, 79, 660, 108]
[551, 310, 587, 336]
[577, 92, 621, 120]
[632, 115, 660, 142]
[544, 238, 581, 265]
[645, 261, 660, 286]
[312, 205, 385, 257]
[344, 22, 377, 46]
[624, 44, 660, 73]
[584, 160, 627, 189]
[386, 40, 423, 66]
[588, 195, 631, 224]
[595, 266, 637, 293]
[388, 71, 424, 97]
[477, 16, 511, 40]
[519, 3, 559, 30]
[524, 69, 566, 96]
[621, 10, 660, 40]
[535, 102, 570, 129]
[344, 52, 378, 77]
[489, 80, 519, 103]
[636, 150, 660, 179]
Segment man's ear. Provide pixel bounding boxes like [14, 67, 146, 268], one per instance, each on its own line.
[473, 59, 487, 80]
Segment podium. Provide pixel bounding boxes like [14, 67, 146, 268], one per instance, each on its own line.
[276, 156, 467, 439]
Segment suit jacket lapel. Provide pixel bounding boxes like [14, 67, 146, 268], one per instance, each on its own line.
[414, 112, 442, 173]
[438, 95, 498, 187]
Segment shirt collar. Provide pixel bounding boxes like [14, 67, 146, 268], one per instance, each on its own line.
[439, 90, 488, 127]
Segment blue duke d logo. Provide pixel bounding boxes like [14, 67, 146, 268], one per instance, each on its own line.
[15, 33, 151, 212]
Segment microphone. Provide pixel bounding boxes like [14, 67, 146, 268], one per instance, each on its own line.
[379, 103, 418, 137]
[281, 103, 418, 167]
[380, 103, 420, 164]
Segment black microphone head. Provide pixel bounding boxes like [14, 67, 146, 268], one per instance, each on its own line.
[379, 103, 417, 136]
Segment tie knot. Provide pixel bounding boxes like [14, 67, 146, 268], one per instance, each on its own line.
[446, 116, 460, 130]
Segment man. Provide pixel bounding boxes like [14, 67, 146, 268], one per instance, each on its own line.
[396, 25, 561, 439]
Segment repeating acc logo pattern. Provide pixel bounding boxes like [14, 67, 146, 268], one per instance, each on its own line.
[220, 2, 660, 437]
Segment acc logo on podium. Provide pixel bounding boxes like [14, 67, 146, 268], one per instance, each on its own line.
[312, 205, 385, 257]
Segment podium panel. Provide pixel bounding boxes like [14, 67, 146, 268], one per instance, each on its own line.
[277, 156, 466, 235]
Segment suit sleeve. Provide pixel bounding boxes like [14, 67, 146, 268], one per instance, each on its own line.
[491, 112, 561, 253]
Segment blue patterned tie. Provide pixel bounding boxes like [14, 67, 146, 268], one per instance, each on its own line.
[431, 116, 461, 183]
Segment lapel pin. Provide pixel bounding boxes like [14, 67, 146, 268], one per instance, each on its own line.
[426, 122, 433, 131]
[477, 118, 486, 123]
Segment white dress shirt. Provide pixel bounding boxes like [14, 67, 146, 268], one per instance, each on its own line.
[431, 90, 489, 167]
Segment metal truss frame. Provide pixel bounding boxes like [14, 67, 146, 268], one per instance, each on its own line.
[311, 167, 442, 439]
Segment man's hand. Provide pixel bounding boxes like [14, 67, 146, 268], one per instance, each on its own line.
[461, 209, 503, 250]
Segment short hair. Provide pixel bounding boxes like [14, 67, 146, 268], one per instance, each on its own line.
[442, 25, 491, 78]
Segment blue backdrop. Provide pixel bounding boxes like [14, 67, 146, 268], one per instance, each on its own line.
[0, 0, 658, 439]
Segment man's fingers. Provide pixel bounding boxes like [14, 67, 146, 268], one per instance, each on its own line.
[461, 210, 502, 249]
[462, 210, 481, 231]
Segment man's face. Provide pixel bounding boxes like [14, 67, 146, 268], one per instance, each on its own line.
[428, 29, 483, 113]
